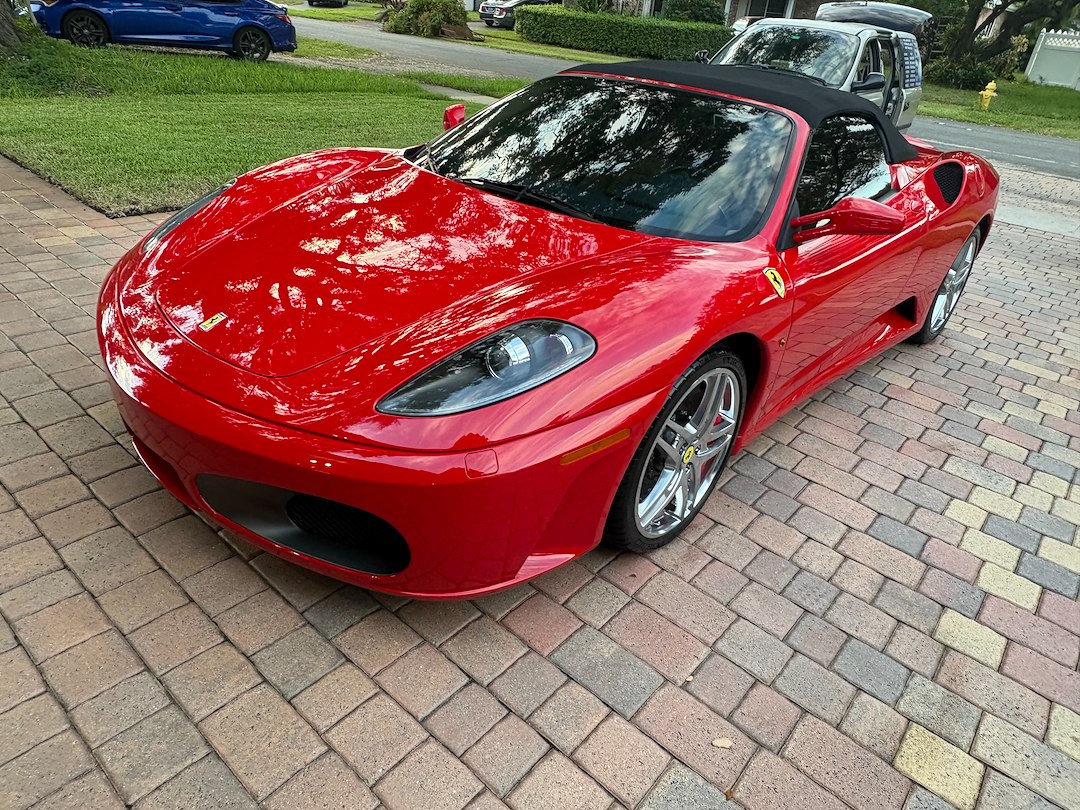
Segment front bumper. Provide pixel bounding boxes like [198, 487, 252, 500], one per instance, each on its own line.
[98, 266, 660, 598]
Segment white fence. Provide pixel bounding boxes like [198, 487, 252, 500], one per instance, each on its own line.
[1025, 29, 1080, 90]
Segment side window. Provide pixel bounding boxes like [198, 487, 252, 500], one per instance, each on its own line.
[879, 40, 895, 89]
[855, 44, 873, 82]
[796, 115, 894, 216]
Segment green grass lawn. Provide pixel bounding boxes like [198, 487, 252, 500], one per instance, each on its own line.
[290, 36, 377, 59]
[470, 26, 625, 63]
[0, 37, 480, 215]
[921, 79, 1080, 140]
[398, 70, 529, 97]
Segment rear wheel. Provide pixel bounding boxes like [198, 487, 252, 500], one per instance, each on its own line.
[908, 231, 979, 344]
[233, 27, 271, 61]
[62, 10, 109, 47]
[605, 350, 746, 553]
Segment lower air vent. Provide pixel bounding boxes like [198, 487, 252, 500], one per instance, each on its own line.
[197, 475, 410, 575]
[933, 162, 964, 205]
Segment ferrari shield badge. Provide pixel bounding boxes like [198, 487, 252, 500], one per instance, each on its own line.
[763, 268, 786, 299]
[199, 312, 227, 331]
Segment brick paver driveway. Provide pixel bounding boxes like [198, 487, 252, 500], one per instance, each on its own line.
[1, 153, 1078, 810]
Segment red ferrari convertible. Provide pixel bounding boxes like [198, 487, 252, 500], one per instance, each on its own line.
[98, 62, 998, 598]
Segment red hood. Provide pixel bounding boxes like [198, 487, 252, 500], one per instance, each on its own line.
[151, 151, 645, 377]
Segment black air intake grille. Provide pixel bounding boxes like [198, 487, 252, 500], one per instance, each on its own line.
[286, 494, 388, 548]
[933, 162, 964, 205]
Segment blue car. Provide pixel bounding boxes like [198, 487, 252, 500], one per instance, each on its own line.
[31, 0, 297, 61]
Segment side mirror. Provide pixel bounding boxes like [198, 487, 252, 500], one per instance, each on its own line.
[851, 72, 886, 93]
[694, 49, 711, 63]
[443, 104, 466, 131]
[790, 197, 904, 244]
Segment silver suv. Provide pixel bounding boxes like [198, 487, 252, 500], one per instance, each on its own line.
[703, 15, 924, 130]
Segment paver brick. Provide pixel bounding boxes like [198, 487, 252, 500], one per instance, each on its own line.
[129, 602, 222, 675]
[783, 570, 840, 615]
[920, 569, 985, 619]
[181, 556, 267, 617]
[375, 642, 468, 719]
[1048, 705, 1080, 763]
[1001, 643, 1080, 713]
[0, 730, 94, 810]
[896, 674, 981, 749]
[735, 750, 847, 810]
[972, 713, 1080, 810]
[96, 705, 209, 803]
[397, 599, 480, 646]
[715, 618, 792, 683]
[1019, 552, 1080, 598]
[0, 537, 63, 594]
[426, 683, 506, 757]
[564, 577, 629, 627]
[503, 593, 583, 656]
[976, 771, 1059, 810]
[506, 751, 611, 810]
[0, 569, 81, 622]
[39, 627, 141, 708]
[874, 580, 943, 635]
[1037, 590, 1080, 634]
[0, 692, 67, 767]
[251, 625, 344, 700]
[934, 609, 1006, 668]
[301, 586, 377, 638]
[33, 769, 125, 810]
[217, 589, 305, 657]
[572, 714, 667, 806]
[69, 670, 169, 748]
[980, 594, 1079, 667]
[161, 642, 261, 721]
[464, 714, 549, 798]
[886, 624, 944, 678]
[788, 613, 846, 666]
[784, 715, 909, 810]
[141, 516, 231, 580]
[265, 752, 377, 810]
[894, 724, 984, 810]
[490, 651, 566, 718]
[636, 684, 754, 790]
[201, 684, 324, 799]
[731, 682, 801, 751]
[637, 571, 736, 643]
[838, 531, 925, 588]
[442, 615, 526, 686]
[833, 638, 909, 706]
[691, 560, 749, 604]
[685, 653, 755, 717]
[774, 653, 854, 724]
[826, 592, 896, 649]
[977, 563, 1042, 611]
[528, 681, 606, 756]
[605, 601, 709, 681]
[642, 762, 736, 810]
[840, 691, 907, 761]
[549, 626, 661, 718]
[832, 558, 886, 602]
[58, 526, 156, 595]
[292, 662, 376, 734]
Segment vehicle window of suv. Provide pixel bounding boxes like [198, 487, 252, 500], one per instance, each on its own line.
[855, 43, 873, 82]
[795, 114, 893, 216]
[879, 40, 895, 88]
[716, 26, 862, 87]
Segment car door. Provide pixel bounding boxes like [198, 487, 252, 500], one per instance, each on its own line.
[849, 38, 885, 108]
[106, 0, 188, 41]
[174, 0, 242, 43]
[894, 33, 923, 130]
[769, 114, 926, 412]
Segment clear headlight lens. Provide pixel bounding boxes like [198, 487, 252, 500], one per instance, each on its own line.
[142, 180, 235, 253]
[378, 320, 596, 416]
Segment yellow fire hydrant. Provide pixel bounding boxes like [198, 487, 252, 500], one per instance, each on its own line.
[978, 80, 998, 110]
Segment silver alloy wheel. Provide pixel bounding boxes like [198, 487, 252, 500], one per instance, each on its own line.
[635, 368, 740, 538]
[929, 236, 976, 333]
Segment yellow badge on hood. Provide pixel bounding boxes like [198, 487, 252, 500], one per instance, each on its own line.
[763, 268, 786, 299]
[199, 312, 227, 331]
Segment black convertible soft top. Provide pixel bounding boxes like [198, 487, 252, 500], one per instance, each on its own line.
[564, 61, 919, 164]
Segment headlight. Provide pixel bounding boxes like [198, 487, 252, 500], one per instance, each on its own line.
[378, 319, 595, 416]
[142, 180, 234, 253]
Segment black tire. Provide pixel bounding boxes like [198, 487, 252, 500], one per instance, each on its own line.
[908, 230, 980, 345]
[604, 349, 746, 553]
[62, 9, 109, 47]
[233, 26, 272, 62]
[484, 19, 493, 25]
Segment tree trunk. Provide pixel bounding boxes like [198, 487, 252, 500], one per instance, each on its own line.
[1, 0, 27, 55]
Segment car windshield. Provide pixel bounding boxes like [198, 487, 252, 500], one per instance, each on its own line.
[423, 76, 793, 243]
[714, 26, 860, 87]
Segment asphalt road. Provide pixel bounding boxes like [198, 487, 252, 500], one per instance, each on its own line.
[294, 17, 1080, 179]
[908, 117, 1080, 180]
[292, 16, 579, 76]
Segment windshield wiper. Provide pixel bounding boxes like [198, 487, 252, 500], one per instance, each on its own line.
[455, 177, 605, 225]
[734, 64, 828, 85]
[404, 143, 442, 175]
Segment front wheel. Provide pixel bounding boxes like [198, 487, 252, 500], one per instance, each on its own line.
[62, 10, 109, 47]
[484, 19, 493, 25]
[604, 349, 746, 553]
[233, 27, 272, 61]
[908, 231, 979, 344]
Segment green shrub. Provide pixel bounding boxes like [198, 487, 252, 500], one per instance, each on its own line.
[924, 54, 994, 90]
[516, 5, 730, 60]
[661, 0, 726, 25]
[383, 0, 466, 37]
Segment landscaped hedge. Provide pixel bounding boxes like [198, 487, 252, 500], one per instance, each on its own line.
[515, 6, 731, 61]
